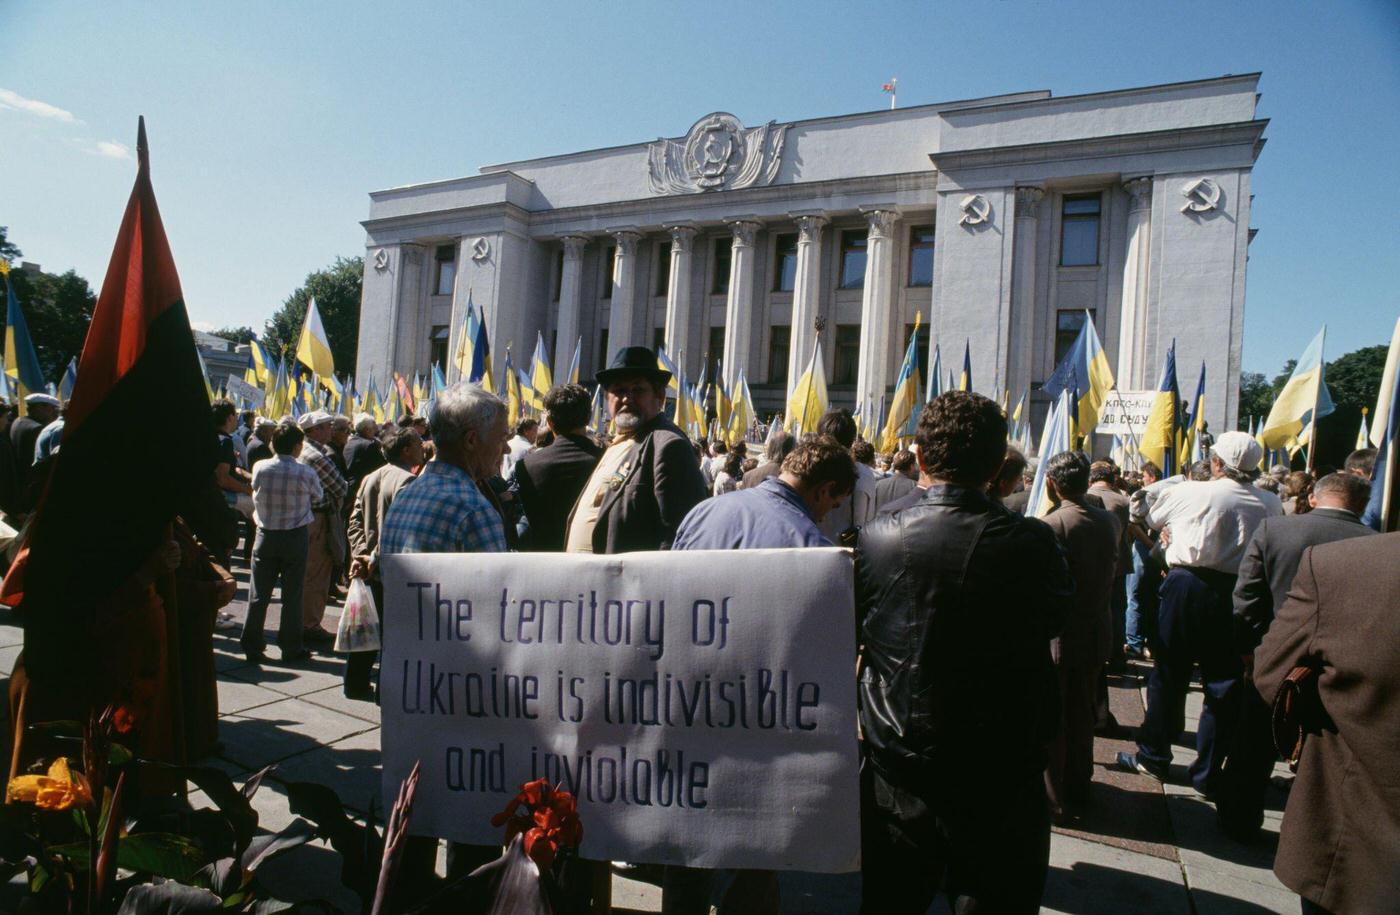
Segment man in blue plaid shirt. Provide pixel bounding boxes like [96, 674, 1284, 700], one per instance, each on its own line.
[380, 382, 512, 895]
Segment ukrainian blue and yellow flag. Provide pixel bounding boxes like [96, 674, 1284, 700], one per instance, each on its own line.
[1139, 342, 1180, 476]
[1184, 361, 1208, 462]
[431, 363, 447, 397]
[247, 336, 274, 387]
[564, 336, 581, 385]
[656, 347, 681, 397]
[295, 296, 337, 394]
[713, 361, 732, 439]
[959, 341, 972, 392]
[1009, 390, 1027, 441]
[588, 383, 607, 434]
[1259, 327, 1332, 452]
[1041, 310, 1116, 436]
[727, 370, 755, 447]
[363, 376, 384, 424]
[455, 297, 494, 392]
[3, 268, 48, 413]
[530, 332, 553, 397]
[59, 357, 79, 403]
[1362, 316, 1400, 532]
[502, 349, 521, 428]
[786, 338, 829, 436]
[926, 343, 943, 403]
[1026, 386, 1074, 518]
[880, 314, 924, 452]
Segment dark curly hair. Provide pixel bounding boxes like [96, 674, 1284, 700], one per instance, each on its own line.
[914, 391, 1008, 487]
[781, 434, 857, 496]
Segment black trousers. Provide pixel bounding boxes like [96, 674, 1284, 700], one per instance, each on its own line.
[1216, 677, 1279, 834]
[859, 759, 1050, 914]
[1136, 567, 1242, 794]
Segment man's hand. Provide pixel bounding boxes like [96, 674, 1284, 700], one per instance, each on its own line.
[1049, 637, 1062, 666]
[349, 554, 372, 580]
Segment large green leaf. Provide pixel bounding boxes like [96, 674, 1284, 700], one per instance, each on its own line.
[240, 819, 315, 874]
[115, 881, 223, 914]
[52, 832, 207, 882]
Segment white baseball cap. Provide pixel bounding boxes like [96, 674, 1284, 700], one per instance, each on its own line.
[1211, 430, 1263, 472]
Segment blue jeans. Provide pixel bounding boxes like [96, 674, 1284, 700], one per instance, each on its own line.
[1125, 541, 1153, 650]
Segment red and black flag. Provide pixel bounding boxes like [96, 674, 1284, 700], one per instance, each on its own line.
[3, 118, 217, 679]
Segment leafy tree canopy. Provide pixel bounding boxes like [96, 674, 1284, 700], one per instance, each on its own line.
[210, 326, 256, 345]
[1, 266, 96, 382]
[262, 256, 363, 376]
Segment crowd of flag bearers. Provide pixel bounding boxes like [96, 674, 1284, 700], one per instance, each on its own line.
[0, 117, 1398, 914]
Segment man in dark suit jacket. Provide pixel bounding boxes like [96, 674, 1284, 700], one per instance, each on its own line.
[565, 347, 708, 554]
[741, 428, 793, 489]
[1254, 532, 1400, 915]
[516, 384, 602, 551]
[343, 414, 387, 493]
[1219, 472, 1376, 839]
[873, 449, 917, 511]
[1041, 452, 1122, 818]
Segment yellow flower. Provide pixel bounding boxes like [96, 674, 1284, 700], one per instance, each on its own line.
[7, 758, 93, 811]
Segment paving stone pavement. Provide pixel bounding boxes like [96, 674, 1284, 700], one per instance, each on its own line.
[0, 560, 1301, 913]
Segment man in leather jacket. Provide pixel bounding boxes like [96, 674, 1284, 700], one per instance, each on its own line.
[856, 391, 1073, 915]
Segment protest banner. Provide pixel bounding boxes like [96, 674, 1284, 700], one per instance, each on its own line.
[1096, 389, 1157, 435]
[379, 548, 860, 872]
[225, 373, 265, 408]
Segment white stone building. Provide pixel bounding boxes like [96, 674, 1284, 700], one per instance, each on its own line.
[354, 73, 1265, 436]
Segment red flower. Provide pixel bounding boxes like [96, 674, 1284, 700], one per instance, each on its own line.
[490, 780, 583, 862]
[112, 706, 136, 735]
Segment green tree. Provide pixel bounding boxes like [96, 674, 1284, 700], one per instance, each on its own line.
[1238, 347, 1387, 471]
[0, 267, 96, 381]
[1236, 371, 1272, 428]
[263, 256, 363, 375]
[0, 226, 21, 263]
[211, 325, 256, 345]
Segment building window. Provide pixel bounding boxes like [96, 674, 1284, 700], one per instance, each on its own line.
[712, 238, 732, 295]
[773, 233, 798, 292]
[655, 241, 672, 297]
[552, 248, 564, 302]
[430, 324, 449, 369]
[908, 225, 935, 287]
[839, 230, 868, 289]
[601, 246, 616, 299]
[768, 326, 791, 385]
[597, 329, 610, 369]
[433, 245, 456, 296]
[1054, 310, 1095, 364]
[1060, 194, 1101, 266]
[707, 325, 725, 380]
[833, 324, 861, 385]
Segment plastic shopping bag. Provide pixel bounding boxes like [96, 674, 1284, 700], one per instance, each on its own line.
[334, 578, 382, 652]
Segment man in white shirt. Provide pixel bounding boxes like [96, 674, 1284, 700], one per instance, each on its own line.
[1116, 431, 1282, 794]
[499, 417, 538, 480]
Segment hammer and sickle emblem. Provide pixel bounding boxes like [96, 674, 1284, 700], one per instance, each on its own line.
[959, 194, 992, 227]
[471, 238, 491, 262]
[372, 249, 389, 272]
[1180, 177, 1221, 214]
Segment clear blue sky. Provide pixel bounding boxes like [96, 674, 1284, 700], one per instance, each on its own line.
[2, 0, 1396, 376]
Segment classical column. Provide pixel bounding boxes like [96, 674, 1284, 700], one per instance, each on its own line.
[1117, 178, 1153, 389]
[607, 229, 642, 353]
[855, 209, 898, 412]
[1009, 187, 1043, 398]
[663, 225, 698, 374]
[722, 219, 761, 391]
[786, 213, 829, 387]
[552, 235, 588, 378]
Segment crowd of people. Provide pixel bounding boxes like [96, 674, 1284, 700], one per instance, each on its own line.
[119, 342, 1395, 914]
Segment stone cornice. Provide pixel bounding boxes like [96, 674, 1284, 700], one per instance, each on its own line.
[928, 120, 1269, 173]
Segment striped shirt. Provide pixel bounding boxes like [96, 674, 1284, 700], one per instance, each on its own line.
[381, 460, 507, 555]
[300, 439, 348, 512]
[251, 455, 323, 530]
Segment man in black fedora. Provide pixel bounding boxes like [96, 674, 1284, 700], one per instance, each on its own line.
[565, 345, 708, 554]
